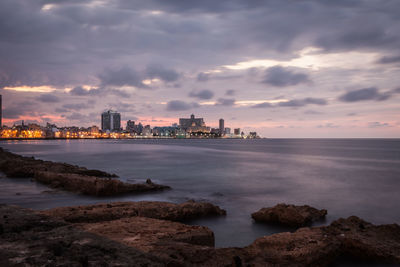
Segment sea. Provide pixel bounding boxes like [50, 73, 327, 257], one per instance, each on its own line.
[0, 138, 399, 248]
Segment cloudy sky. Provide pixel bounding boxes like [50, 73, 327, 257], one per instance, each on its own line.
[1, 0, 399, 137]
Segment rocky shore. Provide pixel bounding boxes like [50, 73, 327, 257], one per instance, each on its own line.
[0, 147, 170, 196]
[1, 148, 399, 266]
[1, 201, 399, 266]
[252, 203, 328, 227]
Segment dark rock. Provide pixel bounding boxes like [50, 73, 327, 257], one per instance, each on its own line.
[0, 148, 115, 178]
[0, 204, 164, 266]
[2, 203, 400, 266]
[252, 203, 327, 227]
[40, 200, 227, 223]
[34, 171, 170, 196]
[328, 216, 400, 263]
[0, 148, 170, 196]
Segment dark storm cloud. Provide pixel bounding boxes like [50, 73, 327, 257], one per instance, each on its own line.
[278, 98, 327, 107]
[189, 89, 214, 100]
[338, 87, 391, 102]
[145, 65, 180, 82]
[69, 86, 93, 96]
[62, 103, 88, 110]
[251, 102, 273, 108]
[377, 55, 400, 64]
[99, 67, 146, 88]
[215, 98, 235, 106]
[69, 86, 130, 98]
[117, 0, 258, 14]
[315, 27, 398, 51]
[251, 98, 327, 108]
[304, 110, 323, 115]
[36, 94, 60, 103]
[66, 112, 90, 121]
[262, 66, 310, 87]
[166, 100, 198, 111]
[2, 101, 37, 119]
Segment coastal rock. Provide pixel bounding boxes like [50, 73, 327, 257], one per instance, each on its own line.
[328, 216, 400, 263]
[34, 171, 170, 196]
[0, 204, 164, 266]
[0, 147, 116, 178]
[78, 216, 215, 250]
[252, 203, 327, 227]
[40, 200, 227, 223]
[2, 203, 400, 266]
[0, 148, 171, 196]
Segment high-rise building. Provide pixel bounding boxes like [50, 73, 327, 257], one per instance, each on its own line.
[101, 110, 121, 132]
[126, 120, 135, 132]
[219, 118, 224, 135]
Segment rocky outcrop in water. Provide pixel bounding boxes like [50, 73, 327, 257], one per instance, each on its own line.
[252, 203, 327, 227]
[41, 200, 227, 223]
[0, 147, 115, 178]
[0, 147, 170, 196]
[1, 202, 400, 266]
[34, 171, 169, 196]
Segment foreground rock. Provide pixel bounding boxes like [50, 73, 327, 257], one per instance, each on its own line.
[0, 147, 170, 196]
[252, 203, 327, 227]
[40, 200, 227, 223]
[0, 204, 164, 266]
[34, 171, 169, 196]
[1, 203, 400, 266]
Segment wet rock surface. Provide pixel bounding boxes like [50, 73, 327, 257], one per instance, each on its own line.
[40, 200, 227, 223]
[252, 203, 328, 227]
[0, 147, 170, 196]
[1, 202, 400, 266]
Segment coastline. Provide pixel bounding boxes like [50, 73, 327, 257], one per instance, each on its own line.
[1, 148, 400, 265]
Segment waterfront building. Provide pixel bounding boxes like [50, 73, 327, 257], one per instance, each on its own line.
[142, 125, 152, 136]
[219, 118, 224, 135]
[179, 114, 210, 133]
[89, 125, 99, 135]
[225, 127, 231, 135]
[179, 114, 205, 130]
[234, 128, 241, 135]
[101, 110, 121, 132]
[153, 126, 177, 137]
[126, 120, 135, 132]
[249, 132, 258, 139]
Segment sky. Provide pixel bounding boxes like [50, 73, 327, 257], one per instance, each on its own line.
[0, 0, 399, 138]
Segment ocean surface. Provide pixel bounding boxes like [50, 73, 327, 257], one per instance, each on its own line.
[0, 138, 399, 248]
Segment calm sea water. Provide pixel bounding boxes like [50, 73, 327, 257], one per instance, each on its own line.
[1, 139, 399, 247]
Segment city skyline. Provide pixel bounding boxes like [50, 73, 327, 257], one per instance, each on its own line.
[0, 1, 400, 138]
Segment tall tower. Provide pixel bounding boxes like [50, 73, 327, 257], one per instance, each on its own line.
[219, 118, 224, 135]
[101, 110, 121, 132]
